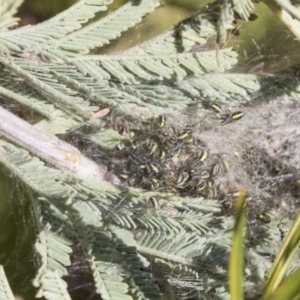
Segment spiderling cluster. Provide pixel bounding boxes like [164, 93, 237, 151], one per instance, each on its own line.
[108, 113, 238, 210]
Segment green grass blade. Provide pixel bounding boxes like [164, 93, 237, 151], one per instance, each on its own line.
[229, 188, 247, 300]
[262, 210, 300, 299]
[266, 267, 300, 300]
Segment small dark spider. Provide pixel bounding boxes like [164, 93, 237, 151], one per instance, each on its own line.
[256, 212, 271, 224]
[218, 111, 243, 126]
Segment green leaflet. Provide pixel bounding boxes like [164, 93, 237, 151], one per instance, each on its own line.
[35, 271, 71, 300]
[185, 73, 261, 102]
[0, 0, 23, 32]
[0, 0, 113, 51]
[231, 0, 254, 21]
[33, 198, 73, 299]
[73, 48, 238, 83]
[0, 266, 15, 300]
[0, 57, 98, 120]
[59, 0, 160, 55]
[0, 140, 75, 199]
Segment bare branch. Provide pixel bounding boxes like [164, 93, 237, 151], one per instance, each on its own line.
[0, 106, 107, 182]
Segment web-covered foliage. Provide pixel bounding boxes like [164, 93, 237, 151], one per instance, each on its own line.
[0, 0, 300, 299]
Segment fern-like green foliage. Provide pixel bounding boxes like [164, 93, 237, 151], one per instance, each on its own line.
[0, 0, 300, 299]
[0, 266, 15, 300]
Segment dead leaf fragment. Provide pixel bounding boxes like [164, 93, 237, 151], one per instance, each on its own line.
[90, 108, 110, 119]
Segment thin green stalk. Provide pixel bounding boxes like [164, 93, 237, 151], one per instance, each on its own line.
[229, 188, 247, 300]
[262, 211, 300, 299]
[267, 267, 300, 300]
